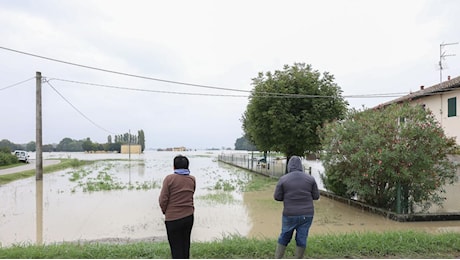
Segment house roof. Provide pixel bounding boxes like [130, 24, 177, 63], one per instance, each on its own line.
[378, 75, 460, 108]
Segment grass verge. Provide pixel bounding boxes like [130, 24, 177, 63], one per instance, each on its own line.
[0, 231, 458, 258]
[0, 159, 95, 185]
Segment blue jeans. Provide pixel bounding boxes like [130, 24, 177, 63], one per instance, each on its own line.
[277, 215, 313, 248]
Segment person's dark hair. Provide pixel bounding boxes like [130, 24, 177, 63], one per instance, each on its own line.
[173, 155, 189, 169]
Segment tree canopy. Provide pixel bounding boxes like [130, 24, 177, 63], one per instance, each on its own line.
[242, 63, 348, 158]
[320, 103, 458, 213]
[234, 135, 257, 151]
[0, 129, 145, 154]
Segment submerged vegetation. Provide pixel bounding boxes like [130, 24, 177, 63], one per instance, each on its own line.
[0, 231, 458, 258]
[66, 161, 159, 192]
[197, 161, 277, 205]
[0, 159, 94, 185]
[197, 192, 236, 204]
[0, 159, 158, 191]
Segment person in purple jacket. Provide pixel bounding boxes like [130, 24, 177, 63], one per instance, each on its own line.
[274, 155, 320, 258]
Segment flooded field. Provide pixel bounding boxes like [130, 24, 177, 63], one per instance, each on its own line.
[1, 150, 459, 247]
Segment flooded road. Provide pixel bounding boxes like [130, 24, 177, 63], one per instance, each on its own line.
[0, 150, 459, 247]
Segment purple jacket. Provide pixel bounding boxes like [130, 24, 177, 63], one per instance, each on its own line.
[274, 156, 320, 216]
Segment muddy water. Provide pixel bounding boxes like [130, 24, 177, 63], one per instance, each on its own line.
[244, 186, 460, 239]
[0, 151, 459, 247]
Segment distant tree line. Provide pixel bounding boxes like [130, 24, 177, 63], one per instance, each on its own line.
[234, 135, 257, 151]
[0, 129, 145, 153]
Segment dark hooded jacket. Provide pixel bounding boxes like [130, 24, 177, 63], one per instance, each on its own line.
[274, 156, 320, 216]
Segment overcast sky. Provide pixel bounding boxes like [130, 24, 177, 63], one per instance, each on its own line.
[1, 0, 459, 150]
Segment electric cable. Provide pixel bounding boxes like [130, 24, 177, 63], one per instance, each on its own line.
[45, 80, 116, 135]
[0, 46, 250, 93]
[0, 77, 35, 91]
[0, 46, 409, 99]
[47, 77, 250, 98]
[48, 77, 407, 99]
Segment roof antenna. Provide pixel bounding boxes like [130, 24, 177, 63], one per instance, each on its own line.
[439, 42, 458, 83]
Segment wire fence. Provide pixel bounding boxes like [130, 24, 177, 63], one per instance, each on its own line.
[217, 153, 318, 179]
[218, 152, 326, 201]
[218, 153, 285, 178]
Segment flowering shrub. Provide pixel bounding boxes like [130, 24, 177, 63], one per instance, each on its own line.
[319, 103, 458, 213]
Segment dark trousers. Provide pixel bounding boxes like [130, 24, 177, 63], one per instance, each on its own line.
[165, 214, 194, 259]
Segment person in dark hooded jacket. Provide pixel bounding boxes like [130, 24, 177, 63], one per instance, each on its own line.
[273, 155, 320, 258]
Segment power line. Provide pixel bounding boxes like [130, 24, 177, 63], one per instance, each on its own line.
[0, 46, 250, 93]
[0, 77, 35, 91]
[48, 77, 407, 99]
[45, 80, 116, 135]
[0, 46, 409, 99]
[48, 77, 331, 98]
[48, 77, 250, 98]
[345, 92, 407, 98]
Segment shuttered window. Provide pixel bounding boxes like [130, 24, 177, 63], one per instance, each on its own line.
[448, 97, 457, 117]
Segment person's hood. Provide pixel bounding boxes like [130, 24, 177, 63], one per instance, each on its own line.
[287, 156, 303, 172]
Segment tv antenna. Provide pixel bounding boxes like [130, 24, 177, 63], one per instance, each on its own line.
[439, 42, 458, 83]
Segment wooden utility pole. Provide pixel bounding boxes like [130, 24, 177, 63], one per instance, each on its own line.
[36, 72, 43, 180]
[128, 129, 131, 161]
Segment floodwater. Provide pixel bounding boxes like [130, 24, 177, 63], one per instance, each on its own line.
[1, 150, 459, 247]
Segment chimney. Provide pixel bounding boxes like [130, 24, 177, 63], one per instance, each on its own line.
[420, 85, 424, 90]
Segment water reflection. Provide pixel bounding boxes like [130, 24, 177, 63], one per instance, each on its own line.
[36, 180, 43, 245]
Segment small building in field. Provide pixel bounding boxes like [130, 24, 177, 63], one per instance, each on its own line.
[120, 144, 142, 154]
[172, 147, 186, 152]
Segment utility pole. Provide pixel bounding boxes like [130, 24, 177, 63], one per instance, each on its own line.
[36, 71, 43, 180]
[439, 42, 458, 83]
[128, 129, 131, 161]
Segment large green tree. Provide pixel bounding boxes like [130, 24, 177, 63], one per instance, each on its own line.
[242, 63, 348, 160]
[0, 139, 23, 151]
[56, 138, 84, 152]
[320, 103, 458, 213]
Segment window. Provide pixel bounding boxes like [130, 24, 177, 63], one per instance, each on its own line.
[447, 97, 457, 117]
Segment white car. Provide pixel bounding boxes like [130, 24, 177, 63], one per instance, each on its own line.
[13, 150, 30, 163]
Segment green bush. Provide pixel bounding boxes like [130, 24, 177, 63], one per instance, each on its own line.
[0, 151, 18, 166]
[320, 103, 458, 213]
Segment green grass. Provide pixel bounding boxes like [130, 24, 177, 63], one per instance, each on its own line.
[197, 192, 236, 204]
[243, 173, 278, 192]
[0, 162, 24, 170]
[0, 159, 95, 185]
[0, 231, 458, 258]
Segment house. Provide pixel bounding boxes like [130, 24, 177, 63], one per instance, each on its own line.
[172, 147, 186, 152]
[120, 144, 142, 154]
[376, 76, 460, 215]
[379, 75, 460, 145]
